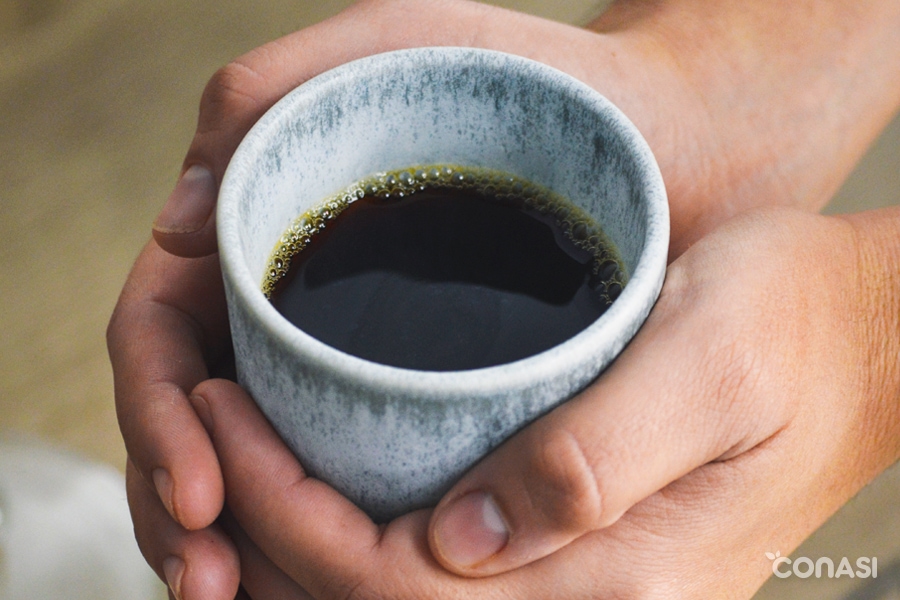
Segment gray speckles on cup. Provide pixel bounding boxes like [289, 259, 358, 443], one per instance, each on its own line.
[217, 47, 668, 522]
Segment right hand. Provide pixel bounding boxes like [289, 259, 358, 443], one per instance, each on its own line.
[133, 204, 900, 599]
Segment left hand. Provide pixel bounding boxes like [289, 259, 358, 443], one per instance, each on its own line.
[159, 206, 900, 599]
[113, 1, 900, 596]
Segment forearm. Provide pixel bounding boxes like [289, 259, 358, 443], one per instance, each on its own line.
[586, 0, 900, 253]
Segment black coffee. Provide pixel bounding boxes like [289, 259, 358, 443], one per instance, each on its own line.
[265, 166, 625, 371]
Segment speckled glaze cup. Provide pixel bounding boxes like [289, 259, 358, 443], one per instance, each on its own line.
[218, 47, 668, 522]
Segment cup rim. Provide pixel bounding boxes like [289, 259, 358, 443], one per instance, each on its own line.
[218, 46, 669, 399]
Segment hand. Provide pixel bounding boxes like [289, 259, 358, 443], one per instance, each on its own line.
[110, 245, 240, 597]
[146, 0, 900, 260]
[158, 206, 900, 599]
[109, 0, 900, 597]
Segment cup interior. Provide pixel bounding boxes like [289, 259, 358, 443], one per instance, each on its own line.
[219, 47, 668, 377]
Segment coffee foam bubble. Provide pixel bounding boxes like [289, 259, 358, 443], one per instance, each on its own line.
[262, 164, 627, 299]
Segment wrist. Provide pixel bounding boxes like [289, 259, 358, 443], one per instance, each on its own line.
[839, 206, 900, 469]
[586, 1, 900, 255]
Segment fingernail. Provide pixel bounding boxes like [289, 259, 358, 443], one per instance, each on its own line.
[433, 491, 509, 568]
[188, 393, 213, 432]
[152, 468, 176, 519]
[154, 164, 216, 234]
[163, 556, 185, 600]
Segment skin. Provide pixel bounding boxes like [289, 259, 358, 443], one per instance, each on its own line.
[107, 0, 900, 598]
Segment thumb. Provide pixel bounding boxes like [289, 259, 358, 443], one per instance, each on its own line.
[149, 0, 498, 259]
[149, 0, 600, 258]
[426, 288, 777, 576]
[150, 35, 311, 258]
[151, 8, 371, 258]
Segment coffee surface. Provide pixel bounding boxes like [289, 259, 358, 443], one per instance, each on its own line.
[266, 167, 624, 371]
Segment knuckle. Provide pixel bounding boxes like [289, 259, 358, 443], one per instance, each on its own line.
[196, 59, 268, 136]
[701, 335, 767, 441]
[713, 339, 760, 408]
[522, 424, 603, 533]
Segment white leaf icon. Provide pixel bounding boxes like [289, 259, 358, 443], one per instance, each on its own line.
[765, 552, 776, 561]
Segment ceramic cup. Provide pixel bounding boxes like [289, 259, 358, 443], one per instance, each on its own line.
[217, 47, 669, 522]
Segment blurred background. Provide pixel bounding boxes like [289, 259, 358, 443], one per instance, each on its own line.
[0, 0, 897, 598]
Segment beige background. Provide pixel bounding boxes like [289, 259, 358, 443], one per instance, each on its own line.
[0, 1, 897, 598]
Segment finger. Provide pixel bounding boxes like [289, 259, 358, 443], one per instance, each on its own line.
[427, 265, 795, 576]
[150, 0, 466, 258]
[188, 377, 768, 599]
[152, 0, 411, 258]
[505, 433, 806, 599]
[153, 164, 219, 258]
[189, 377, 586, 599]
[188, 378, 383, 600]
[127, 459, 241, 600]
[218, 509, 315, 600]
[109, 242, 229, 530]
[151, 0, 599, 258]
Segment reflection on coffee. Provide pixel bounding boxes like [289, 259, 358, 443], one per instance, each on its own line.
[263, 165, 626, 371]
